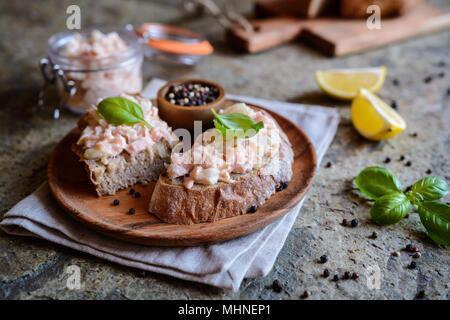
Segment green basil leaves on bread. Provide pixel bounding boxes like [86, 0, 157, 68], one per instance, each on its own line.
[97, 97, 152, 129]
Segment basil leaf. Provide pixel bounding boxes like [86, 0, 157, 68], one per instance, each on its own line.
[211, 108, 264, 139]
[97, 97, 152, 129]
[412, 176, 448, 201]
[213, 119, 227, 137]
[417, 201, 450, 246]
[355, 167, 403, 200]
[370, 193, 410, 225]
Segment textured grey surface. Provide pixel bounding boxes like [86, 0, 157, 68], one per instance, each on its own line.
[0, 0, 449, 300]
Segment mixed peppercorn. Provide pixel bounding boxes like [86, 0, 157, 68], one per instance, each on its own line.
[165, 83, 220, 107]
[110, 187, 143, 215]
[318, 254, 360, 283]
[342, 218, 359, 228]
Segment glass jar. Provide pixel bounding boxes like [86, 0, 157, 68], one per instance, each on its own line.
[44, 26, 143, 114]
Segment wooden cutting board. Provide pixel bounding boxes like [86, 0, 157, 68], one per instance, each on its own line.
[227, 5, 450, 55]
[47, 101, 317, 246]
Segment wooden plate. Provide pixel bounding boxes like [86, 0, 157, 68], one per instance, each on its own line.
[47, 100, 317, 246]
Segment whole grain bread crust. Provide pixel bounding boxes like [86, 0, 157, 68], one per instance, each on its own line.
[148, 109, 294, 225]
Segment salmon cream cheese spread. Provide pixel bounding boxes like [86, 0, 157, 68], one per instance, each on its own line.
[77, 94, 176, 161]
[60, 30, 143, 111]
[167, 103, 281, 188]
[62, 30, 130, 58]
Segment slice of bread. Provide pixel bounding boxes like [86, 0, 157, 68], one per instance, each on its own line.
[148, 106, 294, 225]
[72, 142, 171, 196]
[73, 94, 178, 196]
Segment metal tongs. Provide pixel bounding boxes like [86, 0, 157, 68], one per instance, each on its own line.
[183, 0, 254, 33]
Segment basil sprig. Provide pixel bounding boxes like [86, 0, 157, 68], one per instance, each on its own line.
[211, 108, 264, 139]
[356, 166, 450, 246]
[97, 97, 152, 129]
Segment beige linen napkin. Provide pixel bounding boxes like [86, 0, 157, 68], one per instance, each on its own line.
[0, 79, 339, 291]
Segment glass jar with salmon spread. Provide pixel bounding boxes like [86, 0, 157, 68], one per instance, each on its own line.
[42, 26, 143, 115]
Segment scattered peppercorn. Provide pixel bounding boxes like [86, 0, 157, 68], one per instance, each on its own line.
[300, 291, 310, 299]
[404, 186, 412, 193]
[437, 61, 446, 67]
[392, 79, 400, 86]
[333, 274, 339, 282]
[413, 252, 421, 259]
[405, 160, 412, 167]
[390, 101, 398, 110]
[423, 76, 433, 83]
[447, 88, 450, 96]
[342, 218, 348, 226]
[369, 231, 378, 239]
[438, 72, 445, 78]
[426, 169, 432, 174]
[272, 279, 283, 293]
[135, 192, 141, 198]
[416, 290, 427, 299]
[129, 188, 135, 195]
[323, 269, 330, 278]
[351, 272, 360, 280]
[128, 208, 136, 215]
[325, 162, 332, 168]
[276, 185, 284, 192]
[384, 157, 391, 164]
[248, 205, 258, 213]
[405, 244, 413, 252]
[408, 261, 417, 269]
[343, 271, 351, 279]
[113, 199, 120, 206]
[281, 181, 289, 189]
[319, 255, 328, 264]
[350, 219, 359, 227]
[165, 83, 219, 107]
[409, 132, 418, 137]
[399, 155, 405, 161]
[392, 251, 400, 257]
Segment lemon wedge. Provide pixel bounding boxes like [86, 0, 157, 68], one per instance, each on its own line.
[315, 66, 386, 100]
[352, 89, 406, 141]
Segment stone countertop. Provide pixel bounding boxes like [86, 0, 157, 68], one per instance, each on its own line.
[0, 0, 449, 300]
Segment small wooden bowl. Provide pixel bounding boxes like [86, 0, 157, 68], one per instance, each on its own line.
[157, 79, 226, 133]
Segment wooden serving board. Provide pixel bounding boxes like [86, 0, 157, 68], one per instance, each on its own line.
[227, 5, 450, 55]
[300, 5, 450, 56]
[47, 100, 317, 246]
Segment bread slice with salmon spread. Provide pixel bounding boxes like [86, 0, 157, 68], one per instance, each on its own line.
[148, 103, 294, 225]
[73, 94, 179, 196]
